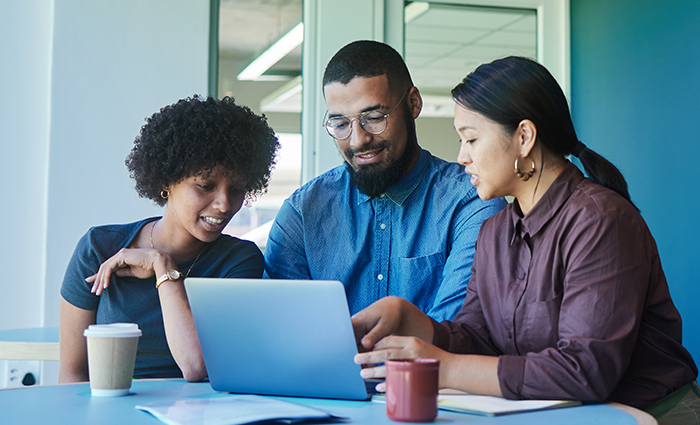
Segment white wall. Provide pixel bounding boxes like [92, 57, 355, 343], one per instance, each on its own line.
[415, 117, 461, 162]
[0, 0, 54, 330]
[0, 0, 212, 331]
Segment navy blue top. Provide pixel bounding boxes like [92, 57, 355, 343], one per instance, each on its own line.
[264, 149, 506, 321]
[61, 217, 263, 378]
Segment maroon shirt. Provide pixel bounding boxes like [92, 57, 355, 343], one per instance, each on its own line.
[433, 163, 697, 409]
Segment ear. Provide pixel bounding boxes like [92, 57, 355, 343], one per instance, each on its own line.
[517, 119, 538, 157]
[407, 86, 423, 119]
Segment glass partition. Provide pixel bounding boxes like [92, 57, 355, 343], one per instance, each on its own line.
[217, 0, 303, 248]
[405, 1, 536, 160]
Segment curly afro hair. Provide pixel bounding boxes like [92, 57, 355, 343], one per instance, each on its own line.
[126, 96, 280, 206]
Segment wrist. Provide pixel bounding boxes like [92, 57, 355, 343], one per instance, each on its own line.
[156, 269, 183, 289]
[152, 251, 178, 277]
[439, 352, 456, 390]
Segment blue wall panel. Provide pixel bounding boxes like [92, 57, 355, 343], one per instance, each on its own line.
[571, 0, 700, 363]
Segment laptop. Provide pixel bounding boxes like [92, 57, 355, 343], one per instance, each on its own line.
[184, 278, 375, 400]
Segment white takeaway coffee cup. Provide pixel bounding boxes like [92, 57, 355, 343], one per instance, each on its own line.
[83, 323, 142, 396]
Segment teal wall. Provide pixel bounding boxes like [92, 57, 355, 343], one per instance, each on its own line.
[570, 0, 700, 362]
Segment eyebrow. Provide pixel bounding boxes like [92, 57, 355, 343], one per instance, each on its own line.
[455, 125, 477, 132]
[328, 103, 384, 118]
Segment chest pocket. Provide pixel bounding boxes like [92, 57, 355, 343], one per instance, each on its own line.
[396, 251, 446, 304]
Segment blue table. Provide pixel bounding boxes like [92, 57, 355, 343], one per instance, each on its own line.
[0, 379, 654, 424]
[0, 327, 59, 343]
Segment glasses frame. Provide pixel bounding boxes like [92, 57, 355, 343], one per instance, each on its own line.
[323, 90, 409, 140]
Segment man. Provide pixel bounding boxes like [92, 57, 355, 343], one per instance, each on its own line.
[264, 40, 506, 321]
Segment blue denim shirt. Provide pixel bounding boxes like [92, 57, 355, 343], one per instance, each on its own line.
[264, 149, 506, 321]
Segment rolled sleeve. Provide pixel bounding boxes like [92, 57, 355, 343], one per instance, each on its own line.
[498, 355, 526, 399]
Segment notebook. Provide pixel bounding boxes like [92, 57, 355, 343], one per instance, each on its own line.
[184, 278, 372, 400]
[372, 392, 581, 416]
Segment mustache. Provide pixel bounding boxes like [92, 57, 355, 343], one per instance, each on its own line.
[344, 140, 389, 158]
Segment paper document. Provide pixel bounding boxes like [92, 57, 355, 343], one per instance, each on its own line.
[372, 393, 581, 417]
[136, 394, 345, 425]
[438, 394, 580, 416]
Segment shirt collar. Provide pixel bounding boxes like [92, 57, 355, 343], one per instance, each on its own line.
[356, 149, 429, 206]
[509, 162, 584, 244]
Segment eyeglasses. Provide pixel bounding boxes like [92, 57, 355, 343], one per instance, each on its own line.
[323, 90, 408, 140]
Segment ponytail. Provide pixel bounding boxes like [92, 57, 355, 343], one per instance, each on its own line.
[573, 143, 637, 210]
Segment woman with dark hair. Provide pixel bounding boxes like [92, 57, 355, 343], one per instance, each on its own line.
[59, 96, 279, 383]
[353, 57, 699, 423]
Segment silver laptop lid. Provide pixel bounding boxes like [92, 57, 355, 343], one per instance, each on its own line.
[185, 278, 368, 400]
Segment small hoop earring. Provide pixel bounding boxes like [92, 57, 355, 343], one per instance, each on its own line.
[160, 190, 169, 199]
[514, 156, 536, 182]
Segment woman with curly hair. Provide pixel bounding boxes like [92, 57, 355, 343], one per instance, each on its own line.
[59, 96, 279, 383]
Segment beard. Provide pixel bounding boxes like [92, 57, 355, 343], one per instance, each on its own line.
[345, 105, 420, 198]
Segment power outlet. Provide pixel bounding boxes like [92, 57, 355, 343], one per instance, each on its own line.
[0, 360, 42, 389]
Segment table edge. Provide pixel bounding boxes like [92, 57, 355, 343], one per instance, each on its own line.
[608, 402, 658, 425]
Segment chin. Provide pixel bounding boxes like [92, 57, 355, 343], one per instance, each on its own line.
[195, 230, 222, 243]
[476, 189, 493, 201]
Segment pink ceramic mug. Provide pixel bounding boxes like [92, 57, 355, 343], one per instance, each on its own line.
[385, 358, 440, 422]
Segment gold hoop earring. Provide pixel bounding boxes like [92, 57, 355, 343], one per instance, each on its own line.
[160, 190, 169, 199]
[514, 156, 536, 181]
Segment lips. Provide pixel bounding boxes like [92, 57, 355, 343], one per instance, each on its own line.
[202, 217, 224, 225]
[353, 148, 385, 165]
[201, 216, 230, 232]
[464, 169, 478, 185]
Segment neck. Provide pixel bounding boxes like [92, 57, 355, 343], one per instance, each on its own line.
[150, 215, 207, 262]
[513, 156, 567, 216]
[400, 146, 420, 180]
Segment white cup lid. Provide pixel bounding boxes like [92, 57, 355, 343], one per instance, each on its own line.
[84, 323, 142, 338]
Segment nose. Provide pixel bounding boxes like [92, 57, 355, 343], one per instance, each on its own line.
[457, 143, 472, 165]
[211, 187, 234, 214]
[348, 118, 372, 150]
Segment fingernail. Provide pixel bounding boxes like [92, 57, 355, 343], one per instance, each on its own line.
[360, 369, 371, 378]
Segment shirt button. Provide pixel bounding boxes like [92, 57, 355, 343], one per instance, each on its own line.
[518, 272, 526, 280]
[507, 331, 513, 339]
[380, 223, 386, 230]
[377, 274, 384, 280]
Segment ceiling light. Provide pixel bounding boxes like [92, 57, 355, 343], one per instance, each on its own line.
[260, 76, 302, 113]
[405, 2, 429, 23]
[237, 22, 304, 81]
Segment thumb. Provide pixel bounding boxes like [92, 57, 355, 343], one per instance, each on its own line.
[360, 318, 393, 350]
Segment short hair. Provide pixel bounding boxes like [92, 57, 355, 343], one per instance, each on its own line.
[452, 56, 635, 208]
[322, 40, 413, 95]
[125, 96, 280, 206]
